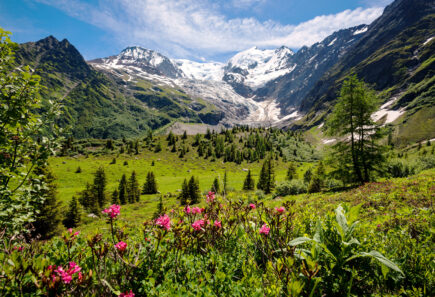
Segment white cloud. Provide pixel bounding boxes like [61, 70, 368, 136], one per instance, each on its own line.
[37, 0, 384, 61]
[230, 0, 266, 9]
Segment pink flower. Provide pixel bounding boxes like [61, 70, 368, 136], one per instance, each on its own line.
[192, 219, 206, 231]
[184, 206, 191, 214]
[214, 220, 222, 228]
[259, 224, 270, 235]
[68, 228, 80, 237]
[115, 241, 127, 252]
[191, 207, 203, 214]
[53, 262, 81, 284]
[206, 191, 215, 203]
[275, 206, 285, 214]
[249, 203, 256, 210]
[119, 290, 135, 297]
[155, 214, 171, 231]
[102, 204, 121, 219]
[12, 246, 24, 252]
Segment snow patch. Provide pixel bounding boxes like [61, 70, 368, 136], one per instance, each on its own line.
[175, 59, 224, 81]
[423, 36, 434, 46]
[328, 38, 337, 46]
[353, 26, 368, 35]
[372, 97, 405, 124]
[322, 139, 336, 144]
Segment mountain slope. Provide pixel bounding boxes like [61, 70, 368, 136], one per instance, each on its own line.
[15, 37, 216, 138]
[296, 0, 435, 144]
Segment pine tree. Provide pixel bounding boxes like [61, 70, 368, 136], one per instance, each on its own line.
[211, 177, 220, 193]
[111, 189, 120, 204]
[79, 182, 98, 214]
[188, 176, 201, 204]
[118, 174, 128, 205]
[257, 158, 275, 194]
[93, 167, 107, 209]
[243, 169, 255, 190]
[179, 179, 189, 206]
[63, 196, 81, 228]
[31, 165, 62, 239]
[286, 162, 297, 181]
[143, 171, 158, 194]
[128, 171, 140, 203]
[182, 130, 187, 139]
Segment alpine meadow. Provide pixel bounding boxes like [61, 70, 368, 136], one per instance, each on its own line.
[1, 0, 434, 296]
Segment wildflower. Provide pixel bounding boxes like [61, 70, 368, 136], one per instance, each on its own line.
[259, 224, 270, 235]
[119, 290, 135, 297]
[275, 206, 285, 214]
[155, 214, 171, 231]
[68, 228, 80, 237]
[249, 203, 256, 210]
[115, 241, 127, 252]
[102, 204, 121, 219]
[206, 191, 215, 203]
[12, 246, 24, 252]
[191, 207, 203, 214]
[214, 220, 222, 228]
[192, 219, 206, 231]
[53, 262, 81, 284]
[184, 205, 191, 214]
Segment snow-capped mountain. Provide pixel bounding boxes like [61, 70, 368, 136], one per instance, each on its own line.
[90, 46, 184, 78]
[224, 46, 295, 92]
[89, 25, 369, 126]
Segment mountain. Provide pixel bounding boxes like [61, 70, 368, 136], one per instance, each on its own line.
[296, 0, 435, 144]
[15, 37, 220, 138]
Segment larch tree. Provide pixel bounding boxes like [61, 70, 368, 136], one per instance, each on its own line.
[326, 74, 385, 184]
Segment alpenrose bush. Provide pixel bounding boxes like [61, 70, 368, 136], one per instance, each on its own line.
[0, 192, 432, 296]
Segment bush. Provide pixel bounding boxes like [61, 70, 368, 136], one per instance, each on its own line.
[275, 180, 307, 196]
[386, 159, 416, 178]
[255, 190, 265, 200]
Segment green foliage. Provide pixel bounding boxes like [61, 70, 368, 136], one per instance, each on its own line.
[142, 171, 158, 194]
[326, 75, 386, 184]
[31, 165, 62, 239]
[242, 169, 255, 191]
[63, 196, 81, 228]
[92, 167, 106, 209]
[118, 174, 128, 205]
[211, 177, 220, 193]
[0, 28, 62, 235]
[257, 157, 275, 194]
[127, 171, 140, 203]
[188, 176, 201, 204]
[275, 179, 307, 196]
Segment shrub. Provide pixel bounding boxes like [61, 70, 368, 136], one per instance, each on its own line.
[275, 180, 307, 196]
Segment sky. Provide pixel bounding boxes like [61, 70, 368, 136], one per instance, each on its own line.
[0, 0, 393, 62]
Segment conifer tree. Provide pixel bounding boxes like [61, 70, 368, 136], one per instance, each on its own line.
[79, 182, 98, 214]
[111, 189, 120, 204]
[326, 74, 385, 184]
[303, 168, 313, 184]
[118, 174, 128, 205]
[182, 130, 187, 139]
[128, 171, 140, 203]
[257, 158, 275, 194]
[63, 196, 81, 228]
[93, 167, 107, 209]
[31, 165, 62, 239]
[286, 162, 297, 181]
[188, 176, 201, 204]
[211, 177, 220, 193]
[179, 179, 189, 206]
[243, 169, 255, 190]
[143, 171, 158, 194]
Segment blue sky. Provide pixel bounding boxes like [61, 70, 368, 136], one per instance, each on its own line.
[0, 0, 393, 62]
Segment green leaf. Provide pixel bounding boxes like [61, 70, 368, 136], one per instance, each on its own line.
[335, 205, 348, 237]
[101, 279, 121, 296]
[346, 251, 404, 275]
[288, 237, 312, 246]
